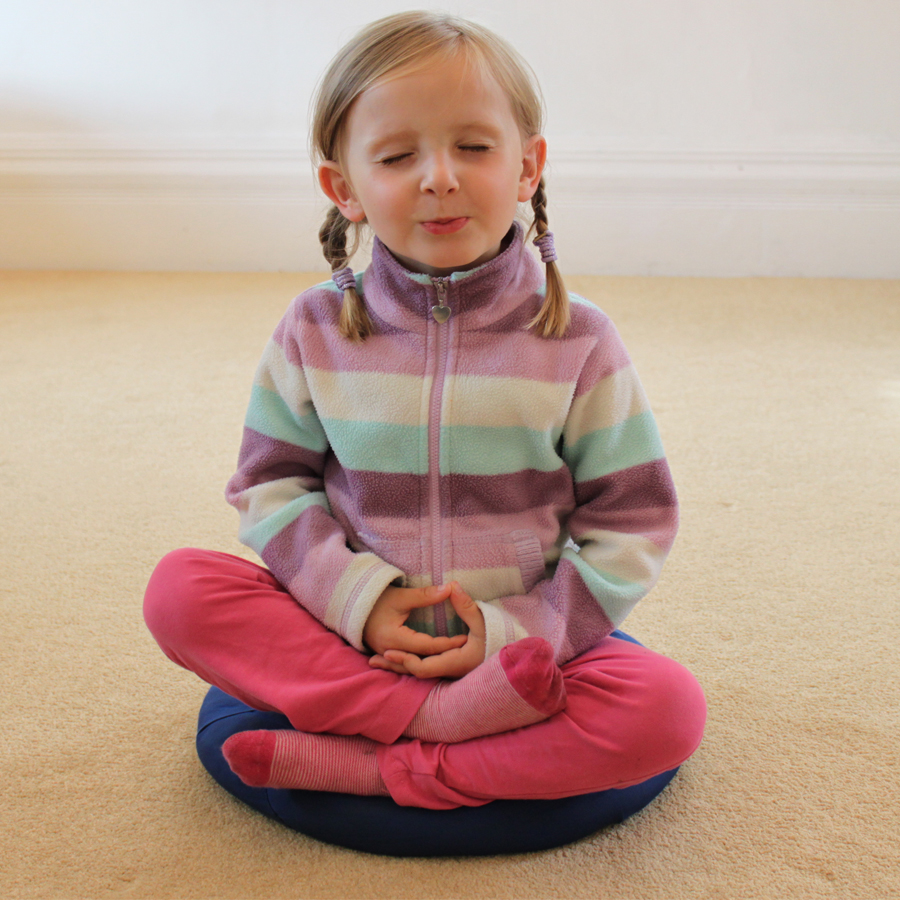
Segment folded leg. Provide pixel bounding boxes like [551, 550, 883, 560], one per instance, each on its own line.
[143, 548, 433, 743]
[377, 635, 707, 809]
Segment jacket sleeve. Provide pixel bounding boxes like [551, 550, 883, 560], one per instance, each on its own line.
[225, 301, 403, 651]
[476, 318, 679, 664]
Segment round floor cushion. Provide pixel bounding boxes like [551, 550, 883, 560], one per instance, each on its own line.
[195, 632, 679, 857]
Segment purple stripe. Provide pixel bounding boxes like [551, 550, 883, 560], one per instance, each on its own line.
[264, 505, 351, 623]
[447, 469, 574, 517]
[548, 559, 617, 657]
[497, 559, 616, 662]
[226, 428, 326, 501]
[570, 458, 678, 548]
[574, 458, 677, 511]
[324, 467, 574, 523]
[326, 467, 425, 520]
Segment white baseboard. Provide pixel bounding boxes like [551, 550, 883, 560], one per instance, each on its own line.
[2, 134, 899, 276]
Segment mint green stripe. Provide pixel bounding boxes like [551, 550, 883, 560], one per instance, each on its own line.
[441, 425, 564, 475]
[240, 493, 330, 553]
[564, 549, 644, 625]
[321, 418, 427, 474]
[563, 410, 664, 483]
[245, 384, 328, 452]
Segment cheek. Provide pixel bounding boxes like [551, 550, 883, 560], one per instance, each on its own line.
[364, 181, 409, 225]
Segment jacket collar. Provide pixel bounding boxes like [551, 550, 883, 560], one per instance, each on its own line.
[360, 221, 545, 333]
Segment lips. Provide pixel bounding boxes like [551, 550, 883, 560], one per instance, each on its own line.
[421, 217, 469, 235]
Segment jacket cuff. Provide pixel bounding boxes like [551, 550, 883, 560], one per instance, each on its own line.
[477, 601, 527, 660]
[340, 559, 406, 652]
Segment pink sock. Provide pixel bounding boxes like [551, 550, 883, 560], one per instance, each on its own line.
[403, 636, 566, 743]
[222, 730, 389, 795]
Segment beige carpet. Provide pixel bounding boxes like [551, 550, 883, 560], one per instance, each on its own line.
[1, 269, 897, 900]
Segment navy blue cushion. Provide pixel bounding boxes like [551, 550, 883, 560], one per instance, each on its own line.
[196, 631, 679, 856]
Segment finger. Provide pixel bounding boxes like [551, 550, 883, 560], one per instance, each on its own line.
[428, 634, 469, 653]
[389, 646, 473, 680]
[368, 654, 411, 676]
[448, 582, 482, 630]
[395, 583, 453, 611]
[383, 649, 428, 677]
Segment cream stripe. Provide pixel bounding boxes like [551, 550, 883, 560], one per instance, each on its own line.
[254, 338, 313, 421]
[305, 367, 431, 426]
[443, 375, 574, 430]
[565, 365, 650, 445]
[233, 477, 315, 526]
[576, 529, 665, 587]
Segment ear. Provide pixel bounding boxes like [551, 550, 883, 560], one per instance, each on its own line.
[319, 161, 366, 223]
[517, 134, 547, 203]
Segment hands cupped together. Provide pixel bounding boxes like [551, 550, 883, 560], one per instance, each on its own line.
[363, 582, 486, 679]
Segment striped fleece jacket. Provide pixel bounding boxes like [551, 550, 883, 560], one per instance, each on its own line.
[226, 224, 678, 665]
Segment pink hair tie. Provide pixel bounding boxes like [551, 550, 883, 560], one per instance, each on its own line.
[333, 266, 357, 292]
[533, 232, 558, 264]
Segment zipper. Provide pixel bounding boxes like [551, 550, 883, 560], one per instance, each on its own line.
[427, 276, 452, 636]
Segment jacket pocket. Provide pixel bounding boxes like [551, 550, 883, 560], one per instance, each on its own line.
[448, 530, 546, 602]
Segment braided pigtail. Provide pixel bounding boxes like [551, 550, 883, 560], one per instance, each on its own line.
[319, 205, 373, 342]
[528, 178, 570, 338]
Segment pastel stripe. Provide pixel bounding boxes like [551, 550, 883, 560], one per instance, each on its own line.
[563, 411, 664, 483]
[245, 384, 329, 453]
[324, 553, 402, 644]
[226, 227, 678, 662]
[306, 367, 431, 426]
[440, 425, 564, 475]
[562, 549, 646, 626]
[239, 491, 330, 553]
[286, 315, 430, 377]
[575, 529, 667, 586]
[254, 337, 313, 420]
[565, 365, 649, 444]
[321, 419, 427, 474]
[443, 374, 573, 429]
[455, 328, 609, 383]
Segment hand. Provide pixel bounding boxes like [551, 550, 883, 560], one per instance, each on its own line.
[363, 583, 468, 663]
[369, 583, 486, 680]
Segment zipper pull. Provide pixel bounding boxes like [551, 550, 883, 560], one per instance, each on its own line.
[431, 278, 451, 323]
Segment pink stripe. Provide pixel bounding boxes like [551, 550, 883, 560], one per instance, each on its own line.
[278, 311, 431, 376]
[455, 328, 599, 382]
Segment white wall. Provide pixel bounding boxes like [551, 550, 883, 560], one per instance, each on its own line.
[1, 0, 899, 275]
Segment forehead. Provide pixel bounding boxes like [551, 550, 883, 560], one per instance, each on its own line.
[347, 52, 519, 137]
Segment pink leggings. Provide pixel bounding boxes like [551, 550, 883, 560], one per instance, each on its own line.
[144, 548, 706, 810]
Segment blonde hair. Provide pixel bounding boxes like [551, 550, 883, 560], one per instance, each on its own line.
[311, 10, 569, 341]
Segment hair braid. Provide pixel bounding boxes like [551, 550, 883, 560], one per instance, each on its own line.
[528, 178, 570, 338]
[319, 205, 373, 342]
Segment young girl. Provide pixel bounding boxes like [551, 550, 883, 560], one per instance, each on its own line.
[144, 11, 706, 810]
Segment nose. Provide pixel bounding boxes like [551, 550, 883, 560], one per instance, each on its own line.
[420, 151, 459, 196]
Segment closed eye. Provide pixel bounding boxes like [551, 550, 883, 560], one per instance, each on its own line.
[460, 144, 491, 153]
[378, 153, 412, 166]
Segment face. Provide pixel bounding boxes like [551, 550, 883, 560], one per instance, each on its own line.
[319, 52, 546, 277]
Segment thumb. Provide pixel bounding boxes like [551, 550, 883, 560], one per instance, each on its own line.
[448, 582, 483, 632]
